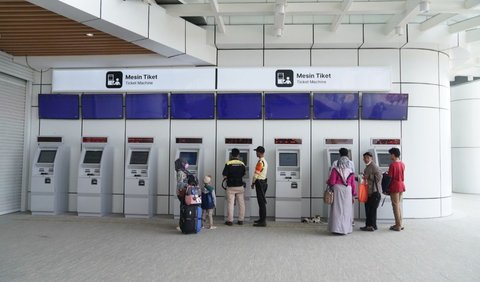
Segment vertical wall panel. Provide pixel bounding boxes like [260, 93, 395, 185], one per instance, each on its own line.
[0, 73, 27, 215]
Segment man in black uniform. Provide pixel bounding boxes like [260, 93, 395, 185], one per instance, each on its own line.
[223, 148, 246, 226]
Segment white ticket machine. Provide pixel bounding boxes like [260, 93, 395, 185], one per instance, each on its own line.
[77, 137, 113, 217]
[224, 140, 253, 220]
[174, 140, 203, 218]
[369, 138, 401, 172]
[31, 137, 69, 215]
[125, 137, 156, 218]
[325, 139, 354, 174]
[275, 146, 302, 221]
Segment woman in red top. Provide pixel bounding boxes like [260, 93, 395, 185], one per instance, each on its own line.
[387, 147, 405, 231]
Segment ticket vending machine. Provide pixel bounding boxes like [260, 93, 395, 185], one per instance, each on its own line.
[31, 137, 69, 215]
[275, 143, 302, 221]
[368, 138, 401, 220]
[125, 137, 156, 218]
[223, 139, 254, 221]
[77, 137, 113, 217]
[369, 138, 401, 172]
[325, 139, 354, 175]
[173, 138, 203, 218]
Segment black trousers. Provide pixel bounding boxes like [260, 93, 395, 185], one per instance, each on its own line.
[255, 179, 268, 222]
[365, 193, 381, 228]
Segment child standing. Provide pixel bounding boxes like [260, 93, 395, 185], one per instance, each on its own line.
[201, 175, 216, 229]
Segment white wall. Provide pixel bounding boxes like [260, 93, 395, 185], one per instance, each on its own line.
[451, 80, 480, 194]
[22, 23, 452, 219]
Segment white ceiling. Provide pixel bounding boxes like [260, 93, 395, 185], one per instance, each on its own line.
[154, 0, 480, 77]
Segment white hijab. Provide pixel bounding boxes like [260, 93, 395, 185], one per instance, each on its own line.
[334, 156, 353, 185]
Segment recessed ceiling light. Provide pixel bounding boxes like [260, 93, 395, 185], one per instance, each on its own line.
[86, 33, 94, 37]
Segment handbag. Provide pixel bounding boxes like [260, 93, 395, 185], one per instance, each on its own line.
[373, 175, 384, 208]
[358, 179, 368, 203]
[323, 186, 334, 205]
[185, 186, 202, 205]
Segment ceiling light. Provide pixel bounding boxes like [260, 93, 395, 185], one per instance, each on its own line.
[419, 1, 430, 13]
[86, 33, 94, 37]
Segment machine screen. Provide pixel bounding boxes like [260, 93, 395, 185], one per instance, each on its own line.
[37, 150, 57, 163]
[179, 151, 198, 166]
[377, 153, 391, 167]
[279, 153, 298, 167]
[130, 151, 149, 165]
[83, 150, 103, 164]
[329, 153, 341, 166]
[229, 152, 248, 164]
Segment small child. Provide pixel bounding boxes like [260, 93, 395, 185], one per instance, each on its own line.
[201, 175, 216, 230]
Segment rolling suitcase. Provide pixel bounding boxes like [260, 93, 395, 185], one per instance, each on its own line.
[179, 204, 202, 234]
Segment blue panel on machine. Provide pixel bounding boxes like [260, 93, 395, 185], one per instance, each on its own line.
[82, 94, 123, 119]
[313, 93, 359, 120]
[38, 94, 80, 119]
[170, 93, 214, 119]
[361, 93, 408, 120]
[125, 93, 168, 119]
[265, 93, 310, 119]
[217, 93, 262, 119]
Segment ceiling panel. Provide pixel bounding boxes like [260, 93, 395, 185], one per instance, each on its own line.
[0, 0, 153, 56]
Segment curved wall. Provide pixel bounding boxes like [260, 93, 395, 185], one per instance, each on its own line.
[451, 80, 480, 194]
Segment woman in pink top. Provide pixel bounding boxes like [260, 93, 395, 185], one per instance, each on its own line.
[327, 156, 357, 235]
[387, 147, 405, 231]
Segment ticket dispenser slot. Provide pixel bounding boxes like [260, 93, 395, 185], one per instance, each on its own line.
[125, 137, 156, 218]
[77, 137, 113, 217]
[31, 137, 69, 215]
[275, 145, 302, 221]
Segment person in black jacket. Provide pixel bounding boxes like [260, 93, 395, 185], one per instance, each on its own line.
[222, 148, 246, 226]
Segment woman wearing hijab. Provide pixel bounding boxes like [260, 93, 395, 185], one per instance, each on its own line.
[327, 156, 357, 235]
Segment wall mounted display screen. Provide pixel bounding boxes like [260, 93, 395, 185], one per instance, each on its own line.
[361, 93, 408, 120]
[313, 93, 359, 119]
[377, 153, 392, 167]
[37, 150, 57, 163]
[217, 93, 262, 119]
[229, 152, 248, 164]
[329, 153, 341, 166]
[179, 152, 198, 166]
[130, 151, 149, 165]
[83, 151, 103, 164]
[265, 93, 310, 119]
[82, 94, 123, 119]
[125, 93, 168, 119]
[279, 153, 298, 167]
[171, 93, 214, 119]
[38, 94, 79, 119]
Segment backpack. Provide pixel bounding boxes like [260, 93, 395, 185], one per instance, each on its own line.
[381, 172, 392, 195]
[201, 192, 215, 210]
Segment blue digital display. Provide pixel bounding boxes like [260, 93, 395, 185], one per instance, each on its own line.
[171, 93, 214, 119]
[217, 93, 262, 119]
[125, 93, 168, 119]
[38, 94, 79, 119]
[361, 93, 408, 120]
[82, 94, 123, 119]
[313, 93, 359, 120]
[265, 93, 310, 119]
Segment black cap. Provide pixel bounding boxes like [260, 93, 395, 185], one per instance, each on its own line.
[254, 146, 265, 153]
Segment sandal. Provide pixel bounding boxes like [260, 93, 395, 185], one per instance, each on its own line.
[389, 225, 404, 231]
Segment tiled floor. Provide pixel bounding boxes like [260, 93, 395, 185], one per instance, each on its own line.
[1, 193, 479, 281]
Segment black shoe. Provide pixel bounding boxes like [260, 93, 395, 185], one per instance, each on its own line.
[225, 221, 233, 226]
[374, 226, 378, 230]
[253, 222, 266, 227]
[360, 226, 374, 231]
[237, 221, 243, 225]
[254, 219, 261, 224]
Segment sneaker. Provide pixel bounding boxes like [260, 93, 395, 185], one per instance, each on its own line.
[208, 226, 217, 230]
[225, 221, 233, 226]
[176, 226, 181, 232]
[253, 221, 266, 227]
[237, 221, 244, 225]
